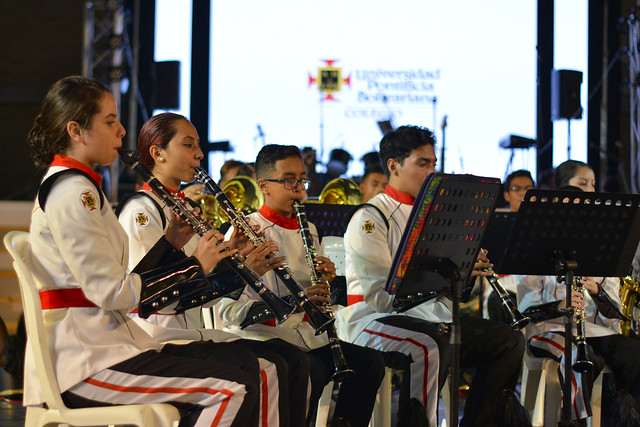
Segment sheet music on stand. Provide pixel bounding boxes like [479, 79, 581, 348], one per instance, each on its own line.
[498, 189, 640, 423]
[386, 173, 501, 310]
[383, 172, 501, 427]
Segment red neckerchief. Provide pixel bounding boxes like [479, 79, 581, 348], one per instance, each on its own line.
[51, 155, 103, 186]
[141, 182, 185, 199]
[384, 185, 415, 205]
[258, 204, 299, 230]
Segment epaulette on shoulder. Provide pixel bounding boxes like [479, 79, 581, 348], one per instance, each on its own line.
[115, 191, 167, 229]
[38, 169, 104, 212]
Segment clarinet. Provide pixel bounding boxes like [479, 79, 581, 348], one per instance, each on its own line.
[293, 200, 355, 382]
[572, 276, 594, 373]
[194, 167, 335, 335]
[119, 149, 295, 323]
[483, 270, 530, 331]
[478, 249, 529, 331]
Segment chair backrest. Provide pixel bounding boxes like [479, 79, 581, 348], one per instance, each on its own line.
[4, 230, 67, 410]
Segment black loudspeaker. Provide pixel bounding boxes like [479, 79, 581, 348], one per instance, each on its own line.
[154, 61, 180, 110]
[551, 69, 583, 120]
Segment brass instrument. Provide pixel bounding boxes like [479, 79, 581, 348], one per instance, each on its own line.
[194, 167, 335, 334]
[572, 276, 594, 373]
[620, 276, 640, 336]
[200, 176, 263, 228]
[119, 149, 295, 323]
[218, 176, 264, 221]
[319, 178, 363, 205]
[483, 269, 530, 331]
[294, 200, 355, 381]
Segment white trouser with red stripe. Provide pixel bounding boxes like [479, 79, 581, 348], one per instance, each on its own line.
[64, 343, 262, 427]
[352, 319, 440, 427]
[528, 332, 590, 420]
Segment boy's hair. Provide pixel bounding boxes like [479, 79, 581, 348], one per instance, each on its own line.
[504, 170, 535, 189]
[379, 125, 436, 177]
[255, 144, 302, 179]
[362, 163, 386, 181]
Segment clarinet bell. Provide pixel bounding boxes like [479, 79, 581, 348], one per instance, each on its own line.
[510, 310, 530, 331]
[332, 366, 356, 382]
[572, 344, 594, 374]
[307, 304, 335, 335]
[261, 287, 296, 324]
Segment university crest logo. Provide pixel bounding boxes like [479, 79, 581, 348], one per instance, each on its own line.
[80, 191, 97, 212]
[308, 59, 351, 101]
[135, 212, 150, 227]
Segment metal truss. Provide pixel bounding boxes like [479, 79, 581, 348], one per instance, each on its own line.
[628, 11, 640, 193]
[83, 0, 126, 202]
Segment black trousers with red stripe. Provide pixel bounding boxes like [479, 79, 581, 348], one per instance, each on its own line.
[63, 341, 261, 427]
[237, 338, 311, 427]
[307, 340, 386, 427]
[378, 314, 525, 427]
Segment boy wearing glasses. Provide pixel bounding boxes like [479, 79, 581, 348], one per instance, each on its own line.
[218, 144, 385, 427]
[503, 169, 535, 212]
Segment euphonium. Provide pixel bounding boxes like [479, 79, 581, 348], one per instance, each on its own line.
[217, 176, 264, 222]
[119, 149, 295, 324]
[620, 276, 640, 337]
[294, 200, 355, 382]
[572, 276, 594, 374]
[319, 178, 363, 205]
[194, 167, 335, 334]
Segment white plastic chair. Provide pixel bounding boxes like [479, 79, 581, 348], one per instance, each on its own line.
[315, 366, 393, 427]
[520, 347, 607, 427]
[4, 231, 180, 427]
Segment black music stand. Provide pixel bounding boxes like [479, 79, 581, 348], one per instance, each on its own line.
[481, 211, 517, 271]
[499, 189, 640, 424]
[301, 203, 357, 239]
[385, 173, 501, 427]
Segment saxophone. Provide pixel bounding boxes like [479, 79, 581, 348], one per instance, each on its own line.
[293, 200, 355, 382]
[620, 276, 640, 336]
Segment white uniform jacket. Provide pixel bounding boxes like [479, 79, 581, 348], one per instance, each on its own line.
[118, 189, 239, 343]
[518, 275, 622, 340]
[218, 206, 328, 350]
[335, 186, 453, 343]
[26, 163, 161, 406]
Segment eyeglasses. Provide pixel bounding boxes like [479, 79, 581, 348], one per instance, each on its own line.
[263, 178, 311, 191]
[509, 185, 534, 192]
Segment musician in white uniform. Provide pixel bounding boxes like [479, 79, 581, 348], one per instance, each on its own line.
[118, 112, 311, 427]
[218, 144, 386, 427]
[336, 125, 525, 426]
[518, 161, 640, 421]
[25, 76, 264, 427]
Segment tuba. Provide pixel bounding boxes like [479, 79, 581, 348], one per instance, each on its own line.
[319, 178, 363, 205]
[620, 276, 640, 336]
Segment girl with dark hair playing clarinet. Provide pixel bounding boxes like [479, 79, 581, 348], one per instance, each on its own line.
[519, 160, 640, 423]
[26, 76, 262, 426]
[117, 112, 311, 427]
